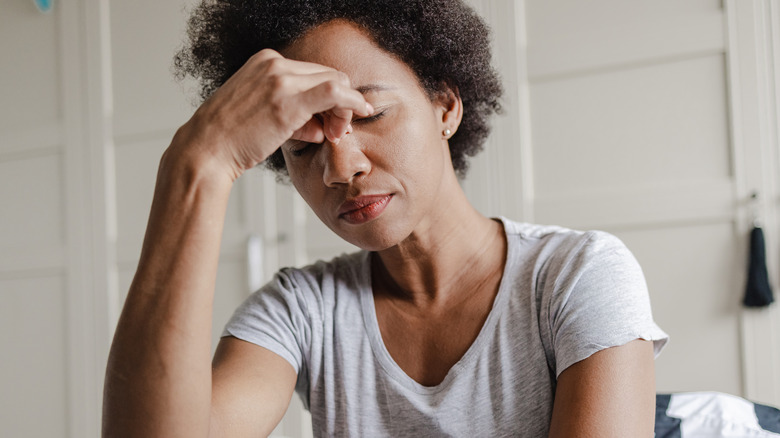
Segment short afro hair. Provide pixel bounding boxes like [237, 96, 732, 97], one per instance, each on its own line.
[174, 0, 503, 178]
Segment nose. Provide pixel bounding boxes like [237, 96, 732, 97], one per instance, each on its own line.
[321, 136, 371, 187]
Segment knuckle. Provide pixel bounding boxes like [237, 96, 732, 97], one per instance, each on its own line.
[269, 99, 300, 128]
[256, 58, 283, 79]
[268, 97, 286, 118]
[264, 56, 285, 73]
[249, 48, 277, 65]
[268, 102, 289, 127]
[321, 80, 340, 96]
[266, 73, 286, 89]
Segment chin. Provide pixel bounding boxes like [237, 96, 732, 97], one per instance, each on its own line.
[332, 219, 408, 252]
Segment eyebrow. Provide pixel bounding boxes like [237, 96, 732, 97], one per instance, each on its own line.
[355, 84, 395, 94]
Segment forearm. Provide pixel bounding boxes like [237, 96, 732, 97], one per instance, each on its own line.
[103, 133, 233, 438]
[102, 49, 371, 437]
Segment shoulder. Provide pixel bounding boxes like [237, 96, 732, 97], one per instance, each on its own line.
[222, 250, 368, 368]
[499, 219, 668, 376]
[500, 218, 644, 315]
[231, 249, 367, 326]
[272, 250, 368, 293]
[499, 217, 632, 273]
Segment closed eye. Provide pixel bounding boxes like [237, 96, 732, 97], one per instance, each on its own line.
[290, 141, 318, 157]
[353, 109, 386, 125]
[291, 110, 387, 156]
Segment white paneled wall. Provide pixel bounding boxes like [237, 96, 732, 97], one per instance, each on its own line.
[616, 223, 744, 396]
[728, 0, 780, 405]
[525, 0, 725, 79]
[0, 275, 68, 436]
[1, 1, 79, 437]
[467, 0, 780, 407]
[520, 0, 780, 405]
[0, 2, 59, 138]
[1, 0, 779, 437]
[531, 55, 731, 196]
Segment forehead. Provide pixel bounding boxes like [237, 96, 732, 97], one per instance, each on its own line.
[281, 20, 421, 90]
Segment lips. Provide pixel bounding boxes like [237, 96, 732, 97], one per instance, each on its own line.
[338, 194, 393, 224]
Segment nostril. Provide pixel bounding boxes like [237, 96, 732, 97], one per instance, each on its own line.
[321, 142, 371, 186]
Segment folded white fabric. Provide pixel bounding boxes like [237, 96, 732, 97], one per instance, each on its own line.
[657, 392, 780, 437]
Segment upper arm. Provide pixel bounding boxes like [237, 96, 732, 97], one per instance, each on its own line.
[210, 336, 298, 438]
[547, 339, 656, 438]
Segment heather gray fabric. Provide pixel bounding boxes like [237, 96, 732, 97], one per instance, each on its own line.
[223, 217, 669, 437]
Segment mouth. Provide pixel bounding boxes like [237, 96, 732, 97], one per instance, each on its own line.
[338, 194, 393, 225]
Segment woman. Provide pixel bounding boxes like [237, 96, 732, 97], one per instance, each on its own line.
[103, 1, 668, 436]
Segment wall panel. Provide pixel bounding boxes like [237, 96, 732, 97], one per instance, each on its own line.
[526, 0, 724, 79]
[0, 275, 68, 436]
[0, 1, 60, 137]
[614, 223, 743, 395]
[0, 154, 63, 250]
[109, 0, 197, 139]
[531, 54, 731, 197]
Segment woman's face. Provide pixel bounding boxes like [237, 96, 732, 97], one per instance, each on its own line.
[281, 20, 459, 251]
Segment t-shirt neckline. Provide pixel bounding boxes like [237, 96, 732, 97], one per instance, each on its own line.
[358, 217, 516, 394]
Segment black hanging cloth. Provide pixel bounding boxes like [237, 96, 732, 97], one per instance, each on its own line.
[743, 226, 775, 308]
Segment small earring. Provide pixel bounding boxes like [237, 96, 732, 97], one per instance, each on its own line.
[443, 128, 452, 137]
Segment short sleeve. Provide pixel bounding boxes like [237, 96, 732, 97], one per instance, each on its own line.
[222, 268, 313, 374]
[544, 231, 668, 377]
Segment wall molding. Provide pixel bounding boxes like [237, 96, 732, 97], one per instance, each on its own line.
[62, 0, 118, 436]
[535, 180, 736, 231]
[0, 244, 65, 277]
[526, 9, 725, 81]
[0, 123, 62, 159]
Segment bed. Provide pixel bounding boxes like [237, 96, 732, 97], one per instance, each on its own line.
[655, 392, 780, 437]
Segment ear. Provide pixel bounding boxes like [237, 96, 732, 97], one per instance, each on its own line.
[434, 85, 463, 140]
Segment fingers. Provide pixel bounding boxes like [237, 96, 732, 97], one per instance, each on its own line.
[251, 52, 373, 144]
[286, 71, 351, 93]
[255, 53, 372, 143]
[197, 49, 377, 171]
[293, 82, 373, 143]
[249, 49, 336, 76]
[292, 117, 325, 144]
[322, 112, 352, 144]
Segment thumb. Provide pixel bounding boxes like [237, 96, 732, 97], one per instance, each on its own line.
[291, 116, 325, 144]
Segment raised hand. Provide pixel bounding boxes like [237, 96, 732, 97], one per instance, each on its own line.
[171, 48, 373, 181]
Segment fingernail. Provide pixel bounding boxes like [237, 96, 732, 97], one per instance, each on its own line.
[346, 124, 353, 134]
[366, 103, 374, 115]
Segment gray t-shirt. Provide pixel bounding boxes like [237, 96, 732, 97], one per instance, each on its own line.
[223, 218, 669, 437]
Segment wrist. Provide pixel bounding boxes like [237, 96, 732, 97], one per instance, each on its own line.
[161, 129, 236, 194]
[165, 122, 242, 186]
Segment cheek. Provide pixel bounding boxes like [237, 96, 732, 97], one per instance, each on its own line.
[383, 108, 445, 177]
[284, 150, 318, 189]
[290, 172, 319, 206]
[285, 159, 322, 207]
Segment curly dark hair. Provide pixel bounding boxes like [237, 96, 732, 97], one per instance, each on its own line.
[173, 0, 503, 178]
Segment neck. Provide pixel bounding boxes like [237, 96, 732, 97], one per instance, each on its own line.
[373, 178, 506, 309]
